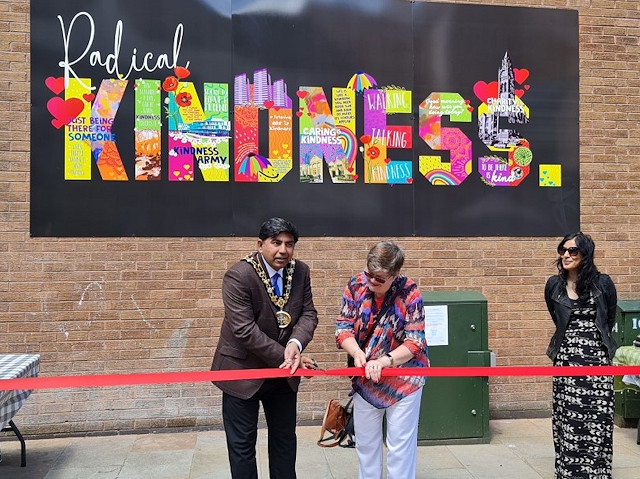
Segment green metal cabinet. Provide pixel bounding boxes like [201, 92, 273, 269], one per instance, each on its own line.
[612, 301, 640, 427]
[417, 291, 491, 445]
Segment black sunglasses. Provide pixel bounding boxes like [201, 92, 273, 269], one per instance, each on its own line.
[558, 246, 580, 257]
[364, 270, 391, 283]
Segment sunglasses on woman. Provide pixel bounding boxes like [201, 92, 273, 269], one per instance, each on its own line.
[364, 270, 391, 283]
[557, 246, 580, 257]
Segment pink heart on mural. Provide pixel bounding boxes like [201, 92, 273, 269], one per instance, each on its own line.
[296, 90, 308, 99]
[83, 93, 95, 103]
[45, 76, 65, 95]
[513, 68, 530, 85]
[264, 100, 274, 109]
[473, 81, 498, 104]
[47, 96, 84, 128]
[51, 118, 65, 129]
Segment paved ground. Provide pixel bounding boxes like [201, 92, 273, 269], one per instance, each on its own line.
[0, 418, 639, 478]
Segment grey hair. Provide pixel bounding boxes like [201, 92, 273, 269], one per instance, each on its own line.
[367, 241, 405, 275]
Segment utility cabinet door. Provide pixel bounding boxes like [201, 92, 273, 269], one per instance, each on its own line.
[613, 302, 640, 426]
[613, 301, 640, 346]
[418, 297, 489, 442]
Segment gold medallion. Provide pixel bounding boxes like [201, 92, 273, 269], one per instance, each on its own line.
[244, 253, 296, 329]
[276, 310, 292, 329]
[244, 253, 295, 310]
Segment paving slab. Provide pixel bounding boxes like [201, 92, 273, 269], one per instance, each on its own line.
[0, 418, 638, 478]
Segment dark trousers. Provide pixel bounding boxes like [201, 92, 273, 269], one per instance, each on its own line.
[222, 378, 297, 479]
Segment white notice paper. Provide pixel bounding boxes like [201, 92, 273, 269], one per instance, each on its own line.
[424, 305, 449, 346]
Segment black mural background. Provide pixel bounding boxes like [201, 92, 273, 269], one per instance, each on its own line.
[31, 0, 579, 237]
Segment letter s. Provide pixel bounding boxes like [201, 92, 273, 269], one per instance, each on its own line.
[418, 92, 472, 186]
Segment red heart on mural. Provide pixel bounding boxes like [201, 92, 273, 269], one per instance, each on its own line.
[406, 177, 413, 184]
[296, 111, 303, 117]
[45, 76, 65, 95]
[352, 174, 358, 180]
[473, 81, 498, 104]
[513, 68, 530, 85]
[83, 93, 95, 103]
[47, 96, 84, 128]
[264, 100, 274, 109]
[296, 90, 308, 99]
[384, 157, 391, 164]
[515, 89, 525, 98]
[51, 118, 65, 129]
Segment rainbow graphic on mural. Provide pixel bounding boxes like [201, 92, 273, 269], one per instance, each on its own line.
[336, 125, 357, 175]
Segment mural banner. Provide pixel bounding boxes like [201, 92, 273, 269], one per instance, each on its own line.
[30, 0, 579, 236]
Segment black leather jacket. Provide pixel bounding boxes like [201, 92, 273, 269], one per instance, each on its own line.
[545, 273, 618, 361]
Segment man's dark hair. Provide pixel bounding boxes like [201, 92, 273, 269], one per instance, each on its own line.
[259, 217, 299, 243]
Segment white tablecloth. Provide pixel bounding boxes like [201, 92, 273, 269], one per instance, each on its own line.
[0, 354, 40, 430]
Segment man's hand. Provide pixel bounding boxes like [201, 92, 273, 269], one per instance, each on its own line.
[300, 356, 319, 378]
[301, 356, 319, 370]
[279, 341, 302, 374]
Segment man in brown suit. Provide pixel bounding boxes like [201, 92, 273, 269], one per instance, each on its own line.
[211, 217, 318, 479]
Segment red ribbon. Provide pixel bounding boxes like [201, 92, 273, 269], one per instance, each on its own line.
[2, 365, 640, 391]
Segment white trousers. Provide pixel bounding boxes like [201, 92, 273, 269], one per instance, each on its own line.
[353, 388, 423, 479]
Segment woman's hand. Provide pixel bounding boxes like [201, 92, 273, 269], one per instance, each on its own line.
[365, 358, 386, 383]
[352, 350, 367, 368]
[340, 337, 367, 368]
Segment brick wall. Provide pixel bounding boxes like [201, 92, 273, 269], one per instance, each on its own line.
[2, 0, 640, 436]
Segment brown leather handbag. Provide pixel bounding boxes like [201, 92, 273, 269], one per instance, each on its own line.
[317, 397, 355, 448]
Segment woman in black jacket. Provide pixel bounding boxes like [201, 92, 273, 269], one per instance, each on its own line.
[545, 232, 617, 479]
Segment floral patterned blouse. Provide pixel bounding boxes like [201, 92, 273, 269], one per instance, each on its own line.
[336, 272, 429, 408]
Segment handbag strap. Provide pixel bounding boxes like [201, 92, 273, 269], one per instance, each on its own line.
[357, 276, 407, 354]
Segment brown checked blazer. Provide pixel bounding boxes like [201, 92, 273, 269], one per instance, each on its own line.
[211, 253, 318, 400]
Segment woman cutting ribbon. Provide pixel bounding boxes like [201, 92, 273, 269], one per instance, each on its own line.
[336, 241, 429, 479]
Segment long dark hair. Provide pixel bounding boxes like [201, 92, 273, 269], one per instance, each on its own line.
[555, 232, 599, 300]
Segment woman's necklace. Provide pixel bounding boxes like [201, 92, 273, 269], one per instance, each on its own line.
[566, 279, 578, 300]
[244, 253, 295, 328]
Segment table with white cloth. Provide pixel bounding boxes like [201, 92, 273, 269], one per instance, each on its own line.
[0, 354, 41, 467]
[613, 346, 640, 445]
